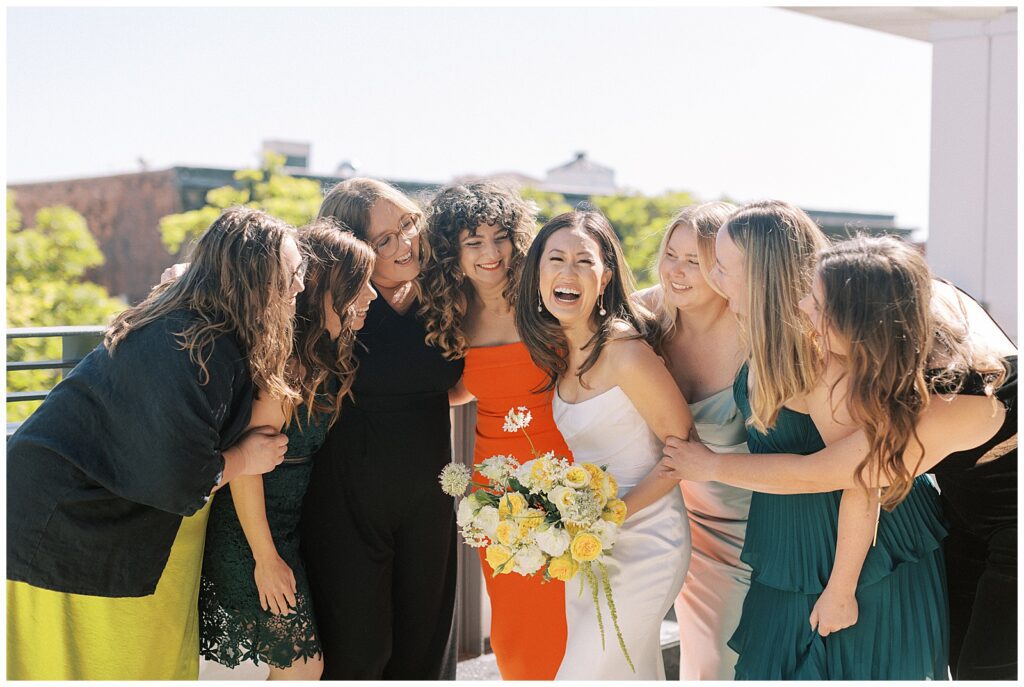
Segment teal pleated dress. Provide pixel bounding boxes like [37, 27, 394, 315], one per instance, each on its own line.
[729, 364, 950, 680]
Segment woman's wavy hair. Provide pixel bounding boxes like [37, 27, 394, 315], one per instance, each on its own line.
[817, 234, 1008, 509]
[723, 200, 829, 433]
[292, 219, 375, 428]
[105, 207, 300, 404]
[516, 211, 659, 391]
[318, 178, 427, 289]
[419, 182, 536, 359]
[652, 201, 737, 349]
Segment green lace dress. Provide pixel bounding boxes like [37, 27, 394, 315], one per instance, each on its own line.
[199, 403, 333, 669]
[729, 363, 950, 679]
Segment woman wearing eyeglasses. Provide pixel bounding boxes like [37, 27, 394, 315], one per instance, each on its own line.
[299, 179, 465, 680]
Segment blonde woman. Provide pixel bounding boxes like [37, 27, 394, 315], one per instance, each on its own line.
[299, 179, 464, 679]
[7, 208, 301, 679]
[669, 201, 949, 679]
[634, 201, 751, 679]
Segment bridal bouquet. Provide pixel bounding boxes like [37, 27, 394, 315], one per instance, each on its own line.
[439, 407, 634, 671]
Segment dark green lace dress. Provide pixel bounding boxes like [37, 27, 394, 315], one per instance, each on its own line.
[729, 363, 950, 679]
[199, 402, 333, 669]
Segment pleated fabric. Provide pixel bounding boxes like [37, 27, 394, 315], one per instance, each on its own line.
[729, 364, 950, 680]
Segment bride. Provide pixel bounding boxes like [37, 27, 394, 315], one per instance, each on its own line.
[516, 210, 694, 680]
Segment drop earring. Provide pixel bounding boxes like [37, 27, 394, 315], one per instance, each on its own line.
[598, 293, 607, 317]
[537, 289, 543, 313]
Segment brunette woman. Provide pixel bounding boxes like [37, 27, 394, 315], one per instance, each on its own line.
[300, 179, 464, 679]
[635, 201, 751, 679]
[198, 220, 376, 679]
[517, 210, 694, 680]
[419, 182, 571, 679]
[663, 234, 1016, 679]
[6, 208, 300, 680]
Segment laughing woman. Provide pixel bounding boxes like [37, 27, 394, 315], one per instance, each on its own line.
[6, 208, 300, 680]
[300, 179, 464, 680]
[419, 183, 572, 680]
[517, 210, 693, 680]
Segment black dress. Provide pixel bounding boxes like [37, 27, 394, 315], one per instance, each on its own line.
[300, 294, 464, 679]
[929, 355, 1017, 680]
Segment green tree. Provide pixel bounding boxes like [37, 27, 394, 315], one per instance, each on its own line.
[593, 191, 697, 288]
[521, 187, 573, 225]
[160, 152, 323, 256]
[6, 192, 126, 422]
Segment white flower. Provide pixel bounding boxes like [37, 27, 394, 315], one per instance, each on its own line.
[474, 505, 500, 538]
[459, 523, 490, 548]
[502, 406, 533, 434]
[515, 460, 535, 490]
[439, 463, 471, 496]
[534, 524, 571, 557]
[589, 519, 619, 549]
[548, 485, 577, 516]
[563, 489, 604, 529]
[512, 543, 546, 575]
[456, 497, 478, 528]
[478, 455, 521, 487]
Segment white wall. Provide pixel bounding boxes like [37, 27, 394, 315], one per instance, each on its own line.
[926, 11, 1018, 343]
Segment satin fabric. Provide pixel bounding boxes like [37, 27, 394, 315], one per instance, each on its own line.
[552, 385, 690, 680]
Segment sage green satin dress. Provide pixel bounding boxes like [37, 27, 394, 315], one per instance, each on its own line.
[674, 385, 753, 679]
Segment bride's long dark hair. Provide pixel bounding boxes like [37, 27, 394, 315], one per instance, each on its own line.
[516, 211, 658, 390]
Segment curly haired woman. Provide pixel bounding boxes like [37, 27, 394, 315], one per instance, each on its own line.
[419, 182, 573, 679]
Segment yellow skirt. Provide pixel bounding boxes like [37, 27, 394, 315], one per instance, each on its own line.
[7, 500, 212, 680]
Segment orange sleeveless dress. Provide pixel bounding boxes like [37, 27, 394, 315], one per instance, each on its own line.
[463, 342, 572, 680]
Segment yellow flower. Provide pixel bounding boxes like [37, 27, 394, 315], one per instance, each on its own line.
[565, 521, 585, 537]
[602, 498, 628, 526]
[582, 463, 605, 486]
[498, 492, 528, 518]
[495, 520, 519, 546]
[485, 544, 514, 574]
[547, 553, 579, 582]
[570, 532, 603, 562]
[605, 472, 619, 498]
[564, 465, 592, 489]
[517, 508, 545, 538]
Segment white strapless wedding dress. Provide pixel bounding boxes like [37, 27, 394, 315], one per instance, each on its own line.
[552, 386, 691, 680]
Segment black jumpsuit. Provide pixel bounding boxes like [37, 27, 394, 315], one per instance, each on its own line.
[930, 355, 1017, 680]
[300, 295, 463, 679]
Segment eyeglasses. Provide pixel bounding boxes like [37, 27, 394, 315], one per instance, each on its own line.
[292, 256, 309, 285]
[370, 215, 421, 259]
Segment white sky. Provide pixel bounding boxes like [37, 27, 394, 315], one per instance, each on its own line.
[7, 6, 933, 233]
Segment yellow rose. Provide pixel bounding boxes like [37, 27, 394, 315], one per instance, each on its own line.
[570, 532, 603, 562]
[547, 553, 579, 582]
[495, 520, 519, 546]
[601, 498, 628, 526]
[485, 544, 515, 574]
[605, 472, 619, 498]
[564, 465, 592, 489]
[582, 463, 605, 486]
[529, 459, 556, 491]
[517, 508, 545, 538]
[498, 492, 528, 518]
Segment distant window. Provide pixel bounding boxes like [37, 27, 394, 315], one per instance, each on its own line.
[284, 155, 308, 169]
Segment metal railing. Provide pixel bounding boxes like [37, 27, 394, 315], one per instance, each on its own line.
[6, 326, 105, 437]
[4, 325, 488, 659]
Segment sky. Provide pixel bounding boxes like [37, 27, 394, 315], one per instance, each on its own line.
[7, 6, 933, 233]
